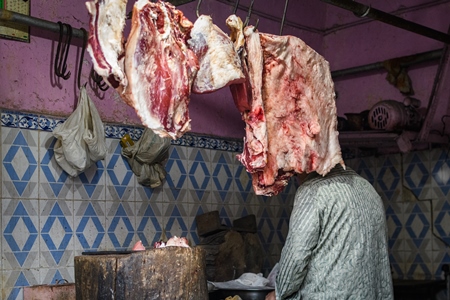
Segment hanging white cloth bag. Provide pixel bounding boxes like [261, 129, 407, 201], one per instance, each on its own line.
[52, 85, 107, 177]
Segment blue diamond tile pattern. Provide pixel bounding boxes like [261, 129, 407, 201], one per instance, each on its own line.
[435, 201, 450, 245]
[165, 148, 187, 199]
[432, 151, 450, 196]
[377, 157, 400, 200]
[385, 205, 402, 248]
[355, 160, 375, 186]
[405, 204, 430, 248]
[41, 138, 69, 197]
[404, 153, 429, 198]
[258, 209, 274, 245]
[166, 205, 188, 238]
[3, 131, 38, 196]
[107, 204, 134, 250]
[51, 270, 65, 284]
[276, 208, 289, 243]
[406, 253, 432, 279]
[107, 142, 133, 198]
[189, 151, 210, 199]
[235, 164, 253, 202]
[435, 252, 450, 278]
[219, 206, 232, 227]
[76, 203, 105, 250]
[78, 160, 104, 198]
[7, 272, 30, 300]
[190, 206, 205, 245]
[389, 253, 404, 279]
[137, 205, 162, 247]
[41, 203, 73, 264]
[4, 201, 38, 267]
[212, 154, 233, 201]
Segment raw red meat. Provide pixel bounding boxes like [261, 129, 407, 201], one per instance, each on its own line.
[154, 236, 190, 248]
[187, 15, 245, 93]
[234, 26, 345, 196]
[132, 240, 146, 251]
[123, 0, 198, 139]
[85, 0, 127, 89]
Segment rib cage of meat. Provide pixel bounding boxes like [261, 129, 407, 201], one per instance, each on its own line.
[233, 26, 345, 196]
[123, 0, 198, 139]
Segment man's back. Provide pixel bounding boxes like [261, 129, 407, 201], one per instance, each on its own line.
[276, 165, 393, 300]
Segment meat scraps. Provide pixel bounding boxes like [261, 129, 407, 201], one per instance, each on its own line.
[123, 0, 198, 139]
[232, 25, 345, 196]
[85, 0, 127, 89]
[155, 236, 190, 248]
[188, 15, 245, 94]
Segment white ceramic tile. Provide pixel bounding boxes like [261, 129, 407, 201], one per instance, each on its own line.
[73, 200, 106, 254]
[2, 199, 40, 270]
[187, 147, 212, 197]
[104, 201, 136, 251]
[135, 200, 164, 247]
[105, 138, 135, 201]
[38, 131, 74, 200]
[39, 200, 74, 268]
[2, 128, 39, 199]
[402, 150, 434, 200]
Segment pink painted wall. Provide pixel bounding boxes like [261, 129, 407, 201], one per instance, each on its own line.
[323, 0, 450, 134]
[0, 0, 323, 140]
[2, 0, 448, 138]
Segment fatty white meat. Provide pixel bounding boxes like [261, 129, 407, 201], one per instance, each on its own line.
[85, 0, 127, 89]
[188, 15, 245, 94]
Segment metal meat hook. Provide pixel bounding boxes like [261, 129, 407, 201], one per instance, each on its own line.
[77, 27, 88, 89]
[280, 0, 289, 35]
[233, 0, 240, 14]
[54, 21, 73, 80]
[244, 0, 256, 27]
[196, 0, 203, 17]
[90, 67, 109, 91]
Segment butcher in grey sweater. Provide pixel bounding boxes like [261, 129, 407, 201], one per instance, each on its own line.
[266, 164, 393, 300]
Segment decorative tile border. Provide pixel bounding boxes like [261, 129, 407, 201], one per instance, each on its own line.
[1, 111, 244, 153]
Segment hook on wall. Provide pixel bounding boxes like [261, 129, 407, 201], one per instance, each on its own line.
[54, 21, 73, 80]
[77, 28, 88, 89]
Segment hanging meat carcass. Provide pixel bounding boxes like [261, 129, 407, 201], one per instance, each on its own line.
[85, 0, 128, 90]
[86, 0, 198, 139]
[188, 15, 245, 93]
[229, 22, 345, 196]
[123, 0, 199, 139]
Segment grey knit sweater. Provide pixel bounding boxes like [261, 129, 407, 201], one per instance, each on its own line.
[275, 165, 393, 300]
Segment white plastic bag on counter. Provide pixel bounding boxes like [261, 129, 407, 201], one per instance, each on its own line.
[121, 128, 171, 188]
[52, 85, 107, 177]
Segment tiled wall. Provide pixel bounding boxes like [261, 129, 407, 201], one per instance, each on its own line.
[346, 150, 450, 281]
[1, 110, 450, 299]
[0, 111, 295, 300]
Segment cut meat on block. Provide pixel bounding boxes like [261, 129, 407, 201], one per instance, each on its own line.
[188, 15, 245, 94]
[234, 26, 345, 196]
[85, 0, 127, 89]
[123, 0, 198, 139]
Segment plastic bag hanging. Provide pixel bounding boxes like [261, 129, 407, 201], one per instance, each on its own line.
[52, 85, 107, 177]
[121, 128, 171, 188]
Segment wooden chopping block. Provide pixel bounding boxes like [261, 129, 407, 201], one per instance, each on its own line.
[75, 247, 208, 300]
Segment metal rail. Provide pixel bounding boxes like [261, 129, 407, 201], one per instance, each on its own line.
[0, 9, 85, 39]
[321, 0, 450, 44]
[331, 49, 443, 78]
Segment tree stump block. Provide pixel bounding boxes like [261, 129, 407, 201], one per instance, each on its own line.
[75, 247, 208, 300]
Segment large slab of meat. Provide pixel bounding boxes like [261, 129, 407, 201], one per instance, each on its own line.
[123, 0, 198, 139]
[188, 15, 245, 94]
[232, 25, 344, 196]
[85, 0, 127, 89]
